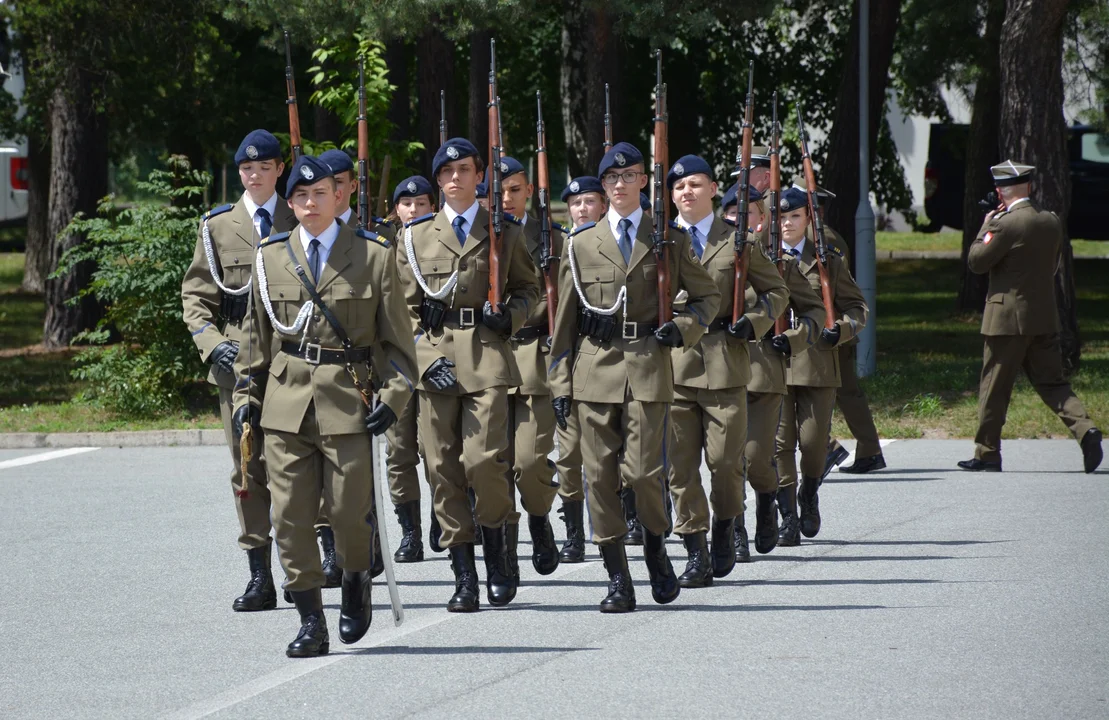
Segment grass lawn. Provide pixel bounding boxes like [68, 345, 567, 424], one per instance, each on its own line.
[875, 231, 1108, 257]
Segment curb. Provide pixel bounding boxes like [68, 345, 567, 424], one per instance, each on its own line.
[0, 429, 225, 449]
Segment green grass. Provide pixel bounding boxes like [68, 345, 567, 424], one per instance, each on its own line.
[875, 231, 1108, 256]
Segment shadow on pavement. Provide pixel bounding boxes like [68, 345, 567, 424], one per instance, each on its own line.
[341, 644, 597, 656]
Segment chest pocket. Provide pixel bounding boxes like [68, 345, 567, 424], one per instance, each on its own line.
[417, 256, 456, 295]
[331, 280, 375, 333]
[581, 266, 617, 307]
[218, 250, 252, 289]
[266, 281, 306, 329]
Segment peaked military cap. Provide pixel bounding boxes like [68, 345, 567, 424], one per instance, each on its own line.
[791, 175, 836, 199]
[498, 156, 526, 180]
[285, 155, 335, 197]
[432, 137, 480, 178]
[234, 130, 281, 166]
[561, 176, 604, 202]
[750, 145, 771, 168]
[393, 175, 434, 205]
[667, 154, 713, 189]
[598, 141, 644, 178]
[319, 148, 355, 175]
[990, 160, 1034, 186]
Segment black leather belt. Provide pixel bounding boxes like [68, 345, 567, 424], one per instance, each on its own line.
[512, 323, 549, 341]
[619, 320, 659, 340]
[707, 317, 731, 332]
[281, 342, 370, 365]
[443, 307, 482, 328]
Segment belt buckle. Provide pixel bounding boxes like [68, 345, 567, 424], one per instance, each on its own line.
[304, 342, 322, 365]
[459, 307, 475, 328]
[622, 321, 637, 340]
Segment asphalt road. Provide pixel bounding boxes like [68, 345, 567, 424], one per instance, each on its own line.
[1, 438, 1106, 719]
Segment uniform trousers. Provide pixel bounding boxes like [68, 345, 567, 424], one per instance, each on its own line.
[385, 392, 425, 505]
[745, 391, 785, 505]
[835, 344, 882, 457]
[219, 385, 270, 550]
[506, 392, 560, 520]
[555, 410, 585, 502]
[775, 385, 838, 487]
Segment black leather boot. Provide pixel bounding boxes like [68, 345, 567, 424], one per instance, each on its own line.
[558, 500, 586, 563]
[505, 522, 521, 586]
[318, 526, 342, 589]
[287, 588, 329, 658]
[429, 512, 444, 553]
[393, 501, 424, 563]
[711, 516, 737, 577]
[678, 532, 713, 588]
[371, 528, 384, 578]
[777, 485, 800, 547]
[733, 515, 752, 564]
[480, 525, 516, 606]
[233, 542, 277, 612]
[468, 488, 482, 546]
[338, 570, 372, 644]
[823, 441, 850, 480]
[599, 542, 636, 613]
[643, 530, 680, 604]
[754, 491, 779, 555]
[798, 475, 821, 538]
[447, 544, 479, 612]
[621, 487, 644, 545]
[528, 513, 560, 575]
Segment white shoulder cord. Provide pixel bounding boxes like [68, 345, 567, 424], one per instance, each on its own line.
[202, 218, 251, 296]
[405, 224, 458, 301]
[567, 234, 627, 317]
[255, 246, 314, 339]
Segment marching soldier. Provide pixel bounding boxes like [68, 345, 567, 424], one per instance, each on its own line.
[775, 187, 868, 545]
[181, 129, 296, 612]
[730, 145, 771, 194]
[396, 138, 541, 612]
[666, 156, 789, 587]
[549, 142, 721, 613]
[958, 160, 1102, 474]
[319, 149, 396, 241]
[232, 154, 417, 657]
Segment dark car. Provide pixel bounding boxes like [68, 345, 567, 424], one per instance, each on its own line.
[923, 123, 1109, 239]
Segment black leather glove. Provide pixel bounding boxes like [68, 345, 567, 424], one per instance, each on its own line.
[769, 333, 792, 356]
[231, 404, 261, 442]
[209, 341, 238, 375]
[654, 321, 683, 348]
[820, 325, 841, 348]
[482, 300, 512, 335]
[365, 402, 397, 436]
[422, 358, 457, 391]
[727, 316, 755, 340]
[552, 396, 572, 431]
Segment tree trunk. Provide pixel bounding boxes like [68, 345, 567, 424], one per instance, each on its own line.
[998, 0, 1077, 373]
[561, 1, 620, 178]
[42, 64, 108, 349]
[468, 29, 492, 153]
[21, 124, 51, 294]
[416, 19, 457, 180]
[822, 0, 903, 275]
[956, 0, 1004, 313]
[385, 39, 411, 145]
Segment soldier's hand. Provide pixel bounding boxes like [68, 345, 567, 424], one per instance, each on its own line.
[365, 402, 397, 436]
[654, 321, 684, 348]
[209, 341, 239, 375]
[231, 404, 261, 442]
[769, 334, 792, 356]
[820, 326, 841, 348]
[552, 396, 572, 431]
[482, 300, 512, 335]
[727, 316, 755, 340]
[422, 358, 457, 391]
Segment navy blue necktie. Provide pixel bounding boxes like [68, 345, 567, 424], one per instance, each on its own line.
[786, 247, 800, 257]
[256, 208, 272, 242]
[308, 238, 322, 285]
[617, 218, 633, 265]
[453, 216, 467, 247]
[689, 226, 704, 260]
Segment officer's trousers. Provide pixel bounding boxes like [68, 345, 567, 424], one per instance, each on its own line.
[506, 392, 559, 520]
[385, 391, 425, 505]
[775, 385, 837, 487]
[835, 344, 882, 457]
[219, 385, 271, 550]
[745, 390, 785, 504]
[555, 409, 584, 502]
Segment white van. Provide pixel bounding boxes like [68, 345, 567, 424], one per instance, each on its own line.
[0, 44, 27, 225]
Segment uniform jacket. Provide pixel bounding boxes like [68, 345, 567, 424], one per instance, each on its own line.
[548, 217, 722, 404]
[968, 200, 1061, 337]
[510, 215, 564, 396]
[181, 195, 297, 388]
[233, 223, 417, 435]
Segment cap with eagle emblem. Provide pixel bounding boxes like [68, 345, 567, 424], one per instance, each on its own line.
[431, 137, 479, 177]
[234, 129, 281, 166]
[560, 175, 604, 202]
[285, 154, 334, 197]
[391, 175, 434, 206]
[990, 160, 1035, 186]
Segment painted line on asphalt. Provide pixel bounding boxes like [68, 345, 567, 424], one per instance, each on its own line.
[0, 447, 99, 470]
[837, 438, 897, 472]
[161, 558, 600, 720]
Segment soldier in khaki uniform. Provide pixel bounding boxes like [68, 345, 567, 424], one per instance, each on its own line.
[181, 130, 297, 613]
[549, 142, 721, 613]
[775, 187, 869, 545]
[232, 155, 417, 657]
[958, 160, 1102, 474]
[396, 138, 541, 613]
[665, 156, 789, 588]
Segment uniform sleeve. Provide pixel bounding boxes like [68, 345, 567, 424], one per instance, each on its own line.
[548, 237, 578, 399]
[503, 225, 542, 335]
[782, 261, 825, 356]
[181, 218, 229, 361]
[232, 255, 273, 412]
[743, 244, 790, 338]
[371, 247, 418, 417]
[672, 231, 722, 347]
[967, 213, 1017, 274]
[829, 256, 868, 346]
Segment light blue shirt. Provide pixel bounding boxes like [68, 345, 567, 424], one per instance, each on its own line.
[444, 201, 480, 239]
[606, 205, 644, 250]
[241, 191, 278, 240]
[299, 219, 341, 270]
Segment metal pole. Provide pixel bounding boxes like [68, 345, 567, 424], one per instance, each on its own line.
[855, 0, 877, 377]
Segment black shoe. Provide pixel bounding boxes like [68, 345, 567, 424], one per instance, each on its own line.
[318, 526, 342, 589]
[777, 485, 800, 547]
[599, 543, 636, 613]
[480, 525, 517, 606]
[1082, 428, 1103, 474]
[233, 543, 277, 612]
[393, 501, 424, 563]
[371, 529, 384, 578]
[711, 517, 737, 577]
[823, 443, 850, 481]
[840, 453, 886, 474]
[447, 544, 479, 612]
[429, 512, 444, 553]
[284, 590, 293, 604]
[734, 518, 752, 564]
[338, 570, 372, 644]
[621, 488, 644, 545]
[678, 532, 713, 588]
[557, 500, 586, 563]
[957, 458, 1002, 472]
[643, 530, 680, 604]
[286, 589, 329, 658]
[468, 488, 482, 546]
[798, 476, 821, 538]
[754, 491, 779, 554]
[528, 513, 560, 575]
[505, 522, 521, 585]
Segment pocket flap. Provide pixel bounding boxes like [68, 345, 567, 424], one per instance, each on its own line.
[582, 266, 615, 283]
[418, 256, 455, 276]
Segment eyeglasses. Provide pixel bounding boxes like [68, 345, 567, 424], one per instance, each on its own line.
[601, 171, 643, 185]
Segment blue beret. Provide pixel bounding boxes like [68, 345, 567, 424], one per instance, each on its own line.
[234, 130, 281, 166]
[432, 137, 480, 178]
[498, 156, 526, 180]
[722, 182, 765, 210]
[666, 155, 713, 189]
[640, 192, 651, 211]
[598, 142, 644, 178]
[561, 176, 604, 202]
[476, 167, 489, 199]
[779, 186, 809, 213]
[285, 155, 335, 197]
[392, 175, 434, 206]
[319, 149, 354, 175]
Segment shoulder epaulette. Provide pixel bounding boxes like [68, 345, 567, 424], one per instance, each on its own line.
[504, 213, 523, 226]
[668, 220, 687, 234]
[721, 217, 738, 228]
[569, 221, 596, 237]
[259, 231, 291, 248]
[356, 227, 390, 249]
[204, 203, 234, 221]
[405, 212, 435, 229]
[552, 221, 569, 234]
[372, 215, 391, 227]
[825, 244, 844, 258]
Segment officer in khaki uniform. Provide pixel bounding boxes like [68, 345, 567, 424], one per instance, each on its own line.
[549, 142, 721, 613]
[232, 155, 417, 657]
[181, 130, 297, 613]
[665, 156, 789, 589]
[396, 138, 541, 613]
[775, 187, 868, 545]
[958, 160, 1102, 474]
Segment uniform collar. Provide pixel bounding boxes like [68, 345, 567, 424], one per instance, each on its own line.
[1005, 197, 1031, 211]
[444, 201, 480, 233]
[783, 237, 807, 257]
[607, 205, 644, 240]
[301, 218, 341, 253]
[338, 206, 353, 225]
[242, 191, 278, 219]
[677, 211, 714, 241]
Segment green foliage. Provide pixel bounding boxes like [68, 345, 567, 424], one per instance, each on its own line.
[55, 156, 211, 415]
[1065, 0, 1109, 129]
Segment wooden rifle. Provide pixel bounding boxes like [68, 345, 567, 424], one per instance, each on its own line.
[652, 50, 672, 326]
[487, 39, 504, 306]
[536, 91, 558, 337]
[796, 104, 836, 329]
[284, 31, 302, 161]
[731, 61, 755, 324]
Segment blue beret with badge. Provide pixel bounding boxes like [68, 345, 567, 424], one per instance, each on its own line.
[392, 175, 434, 205]
[432, 137, 480, 178]
[319, 148, 355, 175]
[285, 155, 335, 197]
[779, 186, 809, 213]
[234, 130, 281, 166]
[498, 156, 526, 180]
[666, 154, 713, 189]
[598, 141, 645, 178]
[561, 176, 604, 202]
[722, 182, 765, 210]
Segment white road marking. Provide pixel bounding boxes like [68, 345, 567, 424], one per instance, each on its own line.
[837, 438, 897, 471]
[0, 447, 99, 470]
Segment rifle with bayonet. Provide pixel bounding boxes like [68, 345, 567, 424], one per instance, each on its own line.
[796, 104, 836, 329]
[357, 59, 369, 231]
[284, 31, 302, 162]
[769, 92, 788, 335]
[536, 91, 558, 338]
[652, 50, 672, 326]
[438, 90, 447, 209]
[731, 61, 755, 324]
[487, 39, 504, 307]
[603, 83, 613, 152]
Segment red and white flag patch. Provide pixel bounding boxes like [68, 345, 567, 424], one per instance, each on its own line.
[983, 232, 993, 244]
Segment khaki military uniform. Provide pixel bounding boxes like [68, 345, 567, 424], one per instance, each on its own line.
[181, 196, 296, 550]
[397, 207, 540, 548]
[667, 218, 789, 535]
[776, 242, 868, 486]
[233, 223, 418, 591]
[967, 199, 1096, 462]
[549, 218, 722, 544]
